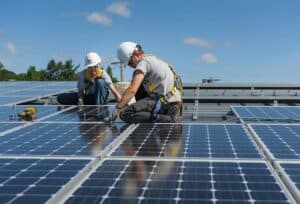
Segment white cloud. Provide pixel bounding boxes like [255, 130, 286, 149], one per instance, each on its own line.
[184, 37, 213, 49]
[199, 53, 219, 63]
[223, 41, 233, 48]
[6, 42, 17, 55]
[86, 12, 112, 25]
[107, 2, 131, 18]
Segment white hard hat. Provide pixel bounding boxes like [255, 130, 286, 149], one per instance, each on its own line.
[117, 41, 137, 66]
[85, 52, 102, 68]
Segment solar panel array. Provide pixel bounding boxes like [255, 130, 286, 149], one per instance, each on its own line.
[0, 82, 299, 203]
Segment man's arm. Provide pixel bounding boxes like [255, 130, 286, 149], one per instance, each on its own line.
[117, 70, 144, 109]
[108, 84, 122, 102]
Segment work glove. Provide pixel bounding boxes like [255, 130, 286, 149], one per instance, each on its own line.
[78, 97, 84, 106]
[104, 106, 121, 124]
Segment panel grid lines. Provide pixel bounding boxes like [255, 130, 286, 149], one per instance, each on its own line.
[0, 158, 90, 204]
[232, 106, 300, 121]
[111, 124, 262, 159]
[65, 159, 291, 204]
[0, 123, 123, 157]
[250, 124, 300, 159]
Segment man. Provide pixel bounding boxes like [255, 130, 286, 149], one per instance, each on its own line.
[114, 41, 182, 123]
[57, 52, 121, 105]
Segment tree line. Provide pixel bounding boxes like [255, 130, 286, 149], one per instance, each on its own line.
[0, 59, 118, 82]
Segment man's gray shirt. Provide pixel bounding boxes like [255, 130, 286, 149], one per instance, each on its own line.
[135, 55, 181, 103]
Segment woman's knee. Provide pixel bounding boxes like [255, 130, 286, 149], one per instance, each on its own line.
[95, 78, 106, 87]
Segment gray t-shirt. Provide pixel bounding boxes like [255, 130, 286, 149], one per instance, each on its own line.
[135, 55, 181, 103]
[77, 69, 112, 94]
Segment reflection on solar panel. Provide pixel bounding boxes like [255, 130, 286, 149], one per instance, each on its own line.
[44, 106, 113, 122]
[0, 123, 122, 156]
[0, 158, 90, 204]
[232, 106, 300, 121]
[250, 124, 300, 159]
[111, 124, 261, 159]
[65, 159, 290, 204]
[280, 163, 300, 193]
[0, 81, 76, 105]
[0, 105, 67, 122]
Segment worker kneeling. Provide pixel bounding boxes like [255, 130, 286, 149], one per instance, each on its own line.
[114, 42, 183, 123]
[57, 52, 121, 105]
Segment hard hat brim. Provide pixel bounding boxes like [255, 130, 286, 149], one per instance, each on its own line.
[85, 62, 99, 69]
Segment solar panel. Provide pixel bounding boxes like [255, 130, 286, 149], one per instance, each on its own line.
[232, 106, 300, 121]
[43, 106, 113, 122]
[111, 124, 262, 159]
[0, 123, 23, 133]
[250, 124, 300, 159]
[0, 96, 33, 105]
[65, 159, 291, 204]
[0, 158, 90, 204]
[0, 123, 123, 156]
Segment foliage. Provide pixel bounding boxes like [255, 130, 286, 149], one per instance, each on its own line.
[106, 65, 118, 83]
[0, 62, 18, 80]
[0, 59, 80, 81]
[0, 60, 117, 82]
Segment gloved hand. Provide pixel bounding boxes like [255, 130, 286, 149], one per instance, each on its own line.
[104, 106, 121, 123]
[78, 97, 84, 106]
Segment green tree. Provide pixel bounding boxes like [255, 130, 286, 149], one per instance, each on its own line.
[17, 73, 27, 80]
[0, 59, 80, 81]
[0, 61, 17, 81]
[45, 59, 58, 80]
[39, 70, 48, 81]
[44, 59, 79, 81]
[106, 66, 118, 83]
[0, 61, 4, 70]
[27, 66, 41, 80]
[60, 60, 79, 80]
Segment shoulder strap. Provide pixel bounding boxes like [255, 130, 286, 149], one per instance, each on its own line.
[168, 64, 183, 97]
[84, 68, 104, 81]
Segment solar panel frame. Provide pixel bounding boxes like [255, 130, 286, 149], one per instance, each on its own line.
[274, 161, 300, 202]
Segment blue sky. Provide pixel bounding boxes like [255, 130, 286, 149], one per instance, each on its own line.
[0, 0, 300, 83]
